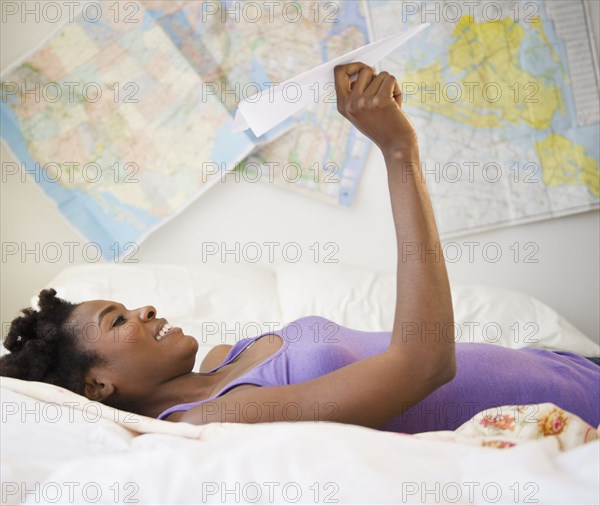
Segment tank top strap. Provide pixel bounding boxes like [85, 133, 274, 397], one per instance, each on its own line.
[157, 329, 288, 420]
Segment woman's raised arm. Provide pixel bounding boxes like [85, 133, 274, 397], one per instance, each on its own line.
[177, 63, 456, 430]
[333, 62, 456, 381]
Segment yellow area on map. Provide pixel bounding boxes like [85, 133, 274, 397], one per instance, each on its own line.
[403, 16, 564, 130]
[536, 133, 600, 196]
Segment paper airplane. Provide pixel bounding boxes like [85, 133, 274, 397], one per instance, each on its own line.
[232, 23, 430, 137]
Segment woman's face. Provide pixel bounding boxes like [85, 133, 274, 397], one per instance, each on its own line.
[67, 299, 199, 404]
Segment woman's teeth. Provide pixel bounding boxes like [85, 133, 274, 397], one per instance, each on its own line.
[157, 323, 173, 341]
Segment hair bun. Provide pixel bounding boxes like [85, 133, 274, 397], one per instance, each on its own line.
[3, 307, 39, 352]
[4, 289, 69, 353]
[1, 289, 82, 392]
[37, 288, 60, 312]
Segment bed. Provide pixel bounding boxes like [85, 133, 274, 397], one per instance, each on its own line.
[2, 263, 599, 505]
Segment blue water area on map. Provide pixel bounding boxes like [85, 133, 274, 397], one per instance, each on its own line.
[211, 119, 256, 169]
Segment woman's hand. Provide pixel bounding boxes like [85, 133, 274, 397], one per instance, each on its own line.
[334, 62, 417, 156]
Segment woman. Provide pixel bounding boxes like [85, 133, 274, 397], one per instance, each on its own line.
[1, 63, 598, 433]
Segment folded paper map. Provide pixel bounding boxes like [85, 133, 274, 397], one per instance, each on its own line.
[232, 23, 431, 137]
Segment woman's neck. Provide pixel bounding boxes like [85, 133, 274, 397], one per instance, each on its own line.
[109, 370, 225, 419]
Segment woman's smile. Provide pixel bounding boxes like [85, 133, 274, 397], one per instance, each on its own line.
[157, 325, 182, 342]
[155, 320, 172, 341]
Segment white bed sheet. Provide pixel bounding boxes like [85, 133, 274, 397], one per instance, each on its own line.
[2, 382, 598, 506]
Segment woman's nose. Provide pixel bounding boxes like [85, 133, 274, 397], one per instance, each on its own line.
[139, 306, 157, 321]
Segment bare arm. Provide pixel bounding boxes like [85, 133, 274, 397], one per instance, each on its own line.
[333, 62, 455, 380]
[179, 63, 455, 429]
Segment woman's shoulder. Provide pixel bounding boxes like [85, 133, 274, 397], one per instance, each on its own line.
[280, 315, 339, 335]
[283, 315, 336, 326]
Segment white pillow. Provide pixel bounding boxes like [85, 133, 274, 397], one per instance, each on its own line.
[20, 263, 600, 365]
[450, 284, 599, 355]
[274, 264, 600, 356]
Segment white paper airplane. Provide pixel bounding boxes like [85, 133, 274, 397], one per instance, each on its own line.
[232, 23, 431, 137]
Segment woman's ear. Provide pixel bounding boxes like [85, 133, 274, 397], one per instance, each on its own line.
[84, 369, 115, 402]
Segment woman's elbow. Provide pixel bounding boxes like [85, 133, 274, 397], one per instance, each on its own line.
[439, 320, 457, 383]
[426, 354, 456, 387]
[443, 360, 456, 383]
[437, 355, 457, 385]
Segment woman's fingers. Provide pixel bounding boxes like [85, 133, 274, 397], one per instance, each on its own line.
[335, 63, 402, 107]
[391, 77, 403, 108]
[334, 62, 375, 101]
[349, 66, 378, 99]
[363, 71, 391, 97]
[377, 74, 403, 107]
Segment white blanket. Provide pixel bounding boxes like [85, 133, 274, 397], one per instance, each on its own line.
[2, 377, 598, 506]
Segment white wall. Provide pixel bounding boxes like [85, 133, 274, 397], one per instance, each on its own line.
[2, 1, 599, 342]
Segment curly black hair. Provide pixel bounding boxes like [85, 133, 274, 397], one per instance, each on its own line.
[0, 288, 103, 394]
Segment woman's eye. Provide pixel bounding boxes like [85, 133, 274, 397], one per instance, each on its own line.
[112, 315, 126, 327]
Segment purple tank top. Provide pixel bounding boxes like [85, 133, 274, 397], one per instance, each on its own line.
[157, 315, 600, 432]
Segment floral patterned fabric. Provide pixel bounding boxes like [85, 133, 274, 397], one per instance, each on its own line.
[405, 402, 599, 451]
